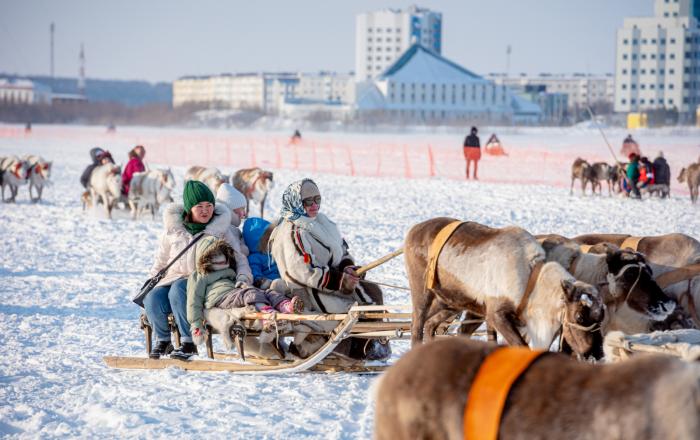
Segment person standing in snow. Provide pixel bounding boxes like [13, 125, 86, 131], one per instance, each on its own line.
[121, 145, 146, 196]
[144, 180, 232, 360]
[463, 126, 481, 179]
[653, 151, 671, 188]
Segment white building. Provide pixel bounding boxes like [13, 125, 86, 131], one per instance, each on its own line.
[614, 0, 700, 120]
[0, 78, 52, 104]
[172, 73, 298, 113]
[492, 75, 614, 110]
[297, 72, 355, 104]
[355, 5, 442, 81]
[355, 44, 528, 122]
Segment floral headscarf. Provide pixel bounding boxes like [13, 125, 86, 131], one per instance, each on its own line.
[279, 178, 317, 221]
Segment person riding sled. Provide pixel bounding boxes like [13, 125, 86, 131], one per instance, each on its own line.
[121, 145, 146, 196]
[269, 178, 391, 361]
[80, 147, 114, 189]
[144, 180, 234, 360]
[187, 236, 303, 348]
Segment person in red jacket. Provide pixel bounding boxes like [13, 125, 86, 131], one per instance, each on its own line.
[122, 145, 146, 196]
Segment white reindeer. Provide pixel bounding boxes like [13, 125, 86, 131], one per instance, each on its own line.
[128, 168, 175, 220]
[23, 155, 52, 202]
[184, 165, 227, 195]
[89, 163, 122, 219]
[1, 156, 30, 203]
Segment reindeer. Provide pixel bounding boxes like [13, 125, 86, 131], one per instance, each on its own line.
[23, 155, 52, 202]
[375, 338, 700, 440]
[128, 168, 175, 220]
[184, 166, 227, 195]
[678, 162, 700, 203]
[586, 162, 612, 195]
[88, 163, 122, 219]
[537, 234, 677, 335]
[574, 232, 700, 329]
[0, 156, 30, 202]
[404, 218, 606, 359]
[231, 167, 274, 218]
[570, 157, 590, 195]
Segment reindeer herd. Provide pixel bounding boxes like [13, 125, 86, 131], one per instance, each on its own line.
[0, 155, 53, 203]
[571, 156, 700, 202]
[375, 219, 700, 439]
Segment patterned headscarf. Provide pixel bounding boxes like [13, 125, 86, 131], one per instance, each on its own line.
[279, 178, 317, 221]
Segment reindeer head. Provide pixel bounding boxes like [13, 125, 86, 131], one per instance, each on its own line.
[107, 165, 122, 197]
[605, 249, 676, 321]
[560, 279, 606, 360]
[156, 169, 176, 204]
[678, 167, 687, 183]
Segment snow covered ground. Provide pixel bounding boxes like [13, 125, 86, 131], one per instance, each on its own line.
[0, 124, 699, 438]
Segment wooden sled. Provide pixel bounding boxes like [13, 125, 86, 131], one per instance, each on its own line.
[104, 304, 480, 374]
[604, 329, 700, 363]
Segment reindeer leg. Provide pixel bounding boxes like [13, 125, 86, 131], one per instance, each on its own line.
[485, 297, 527, 346]
[410, 287, 435, 346]
[260, 193, 267, 219]
[570, 176, 574, 195]
[37, 185, 43, 202]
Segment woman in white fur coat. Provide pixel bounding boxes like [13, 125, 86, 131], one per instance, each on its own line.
[270, 178, 390, 361]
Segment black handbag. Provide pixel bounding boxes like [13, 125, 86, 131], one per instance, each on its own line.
[132, 233, 205, 307]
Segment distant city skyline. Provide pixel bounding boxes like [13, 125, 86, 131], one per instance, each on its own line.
[0, 0, 652, 83]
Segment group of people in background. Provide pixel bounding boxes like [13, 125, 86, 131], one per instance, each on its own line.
[79, 144, 147, 199]
[621, 134, 671, 199]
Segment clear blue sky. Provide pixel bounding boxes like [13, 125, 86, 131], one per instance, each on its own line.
[0, 0, 652, 83]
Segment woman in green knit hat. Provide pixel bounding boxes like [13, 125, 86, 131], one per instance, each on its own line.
[144, 180, 233, 360]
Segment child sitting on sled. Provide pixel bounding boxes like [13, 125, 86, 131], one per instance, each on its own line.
[186, 236, 303, 343]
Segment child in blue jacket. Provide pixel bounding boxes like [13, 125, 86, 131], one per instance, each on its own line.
[242, 217, 282, 289]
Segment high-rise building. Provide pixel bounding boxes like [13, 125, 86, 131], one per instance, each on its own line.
[355, 5, 442, 81]
[614, 0, 700, 121]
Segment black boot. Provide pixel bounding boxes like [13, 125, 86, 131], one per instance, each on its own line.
[170, 342, 198, 361]
[150, 341, 174, 359]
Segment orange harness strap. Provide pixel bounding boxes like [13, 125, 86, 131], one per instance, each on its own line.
[425, 221, 465, 290]
[579, 244, 593, 254]
[619, 236, 643, 252]
[464, 347, 545, 440]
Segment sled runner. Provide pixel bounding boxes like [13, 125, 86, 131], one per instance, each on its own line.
[103, 304, 482, 374]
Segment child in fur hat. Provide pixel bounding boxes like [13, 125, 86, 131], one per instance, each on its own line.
[186, 236, 302, 341]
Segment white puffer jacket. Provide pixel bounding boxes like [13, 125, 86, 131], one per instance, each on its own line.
[149, 204, 252, 287]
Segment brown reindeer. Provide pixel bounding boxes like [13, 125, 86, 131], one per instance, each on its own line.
[405, 218, 605, 359]
[570, 157, 590, 195]
[586, 162, 612, 195]
[678, 162, 700, 203]
[231, 167, 273, 218]
[537, 234, 677, 334]
[574, 233, 700, 327]
[374, 338, 700, 440]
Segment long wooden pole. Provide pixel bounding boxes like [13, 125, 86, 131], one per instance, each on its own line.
[586, 106, 621, 165]
[355, 248, 404, 276]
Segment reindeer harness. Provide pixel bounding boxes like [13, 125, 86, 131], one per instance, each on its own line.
[426, 221, 544, 320]
[463, 347, 546, 440]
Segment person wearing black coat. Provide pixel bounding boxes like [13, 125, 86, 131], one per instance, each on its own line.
[463, 126, 481, 179]
[80, 147, 115, 189]
[652, 152, 671, 186]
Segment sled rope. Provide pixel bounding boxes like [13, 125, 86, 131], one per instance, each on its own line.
[426, 221, 465, 289]
[464, 347, 546, 440]
[360, 279, 411, 292]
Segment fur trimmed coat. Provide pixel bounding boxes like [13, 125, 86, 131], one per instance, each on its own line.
[271, 213, 363, 312]
[148, 204, 252, 287]
[186, 238, 239, 331]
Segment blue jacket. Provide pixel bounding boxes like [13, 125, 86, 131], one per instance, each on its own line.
[242, 217, 281, 282]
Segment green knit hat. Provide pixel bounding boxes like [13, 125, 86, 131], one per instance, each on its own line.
[183, 180, 215, 213]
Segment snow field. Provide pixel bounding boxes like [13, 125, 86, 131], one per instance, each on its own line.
[0, 124, 698, 438]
